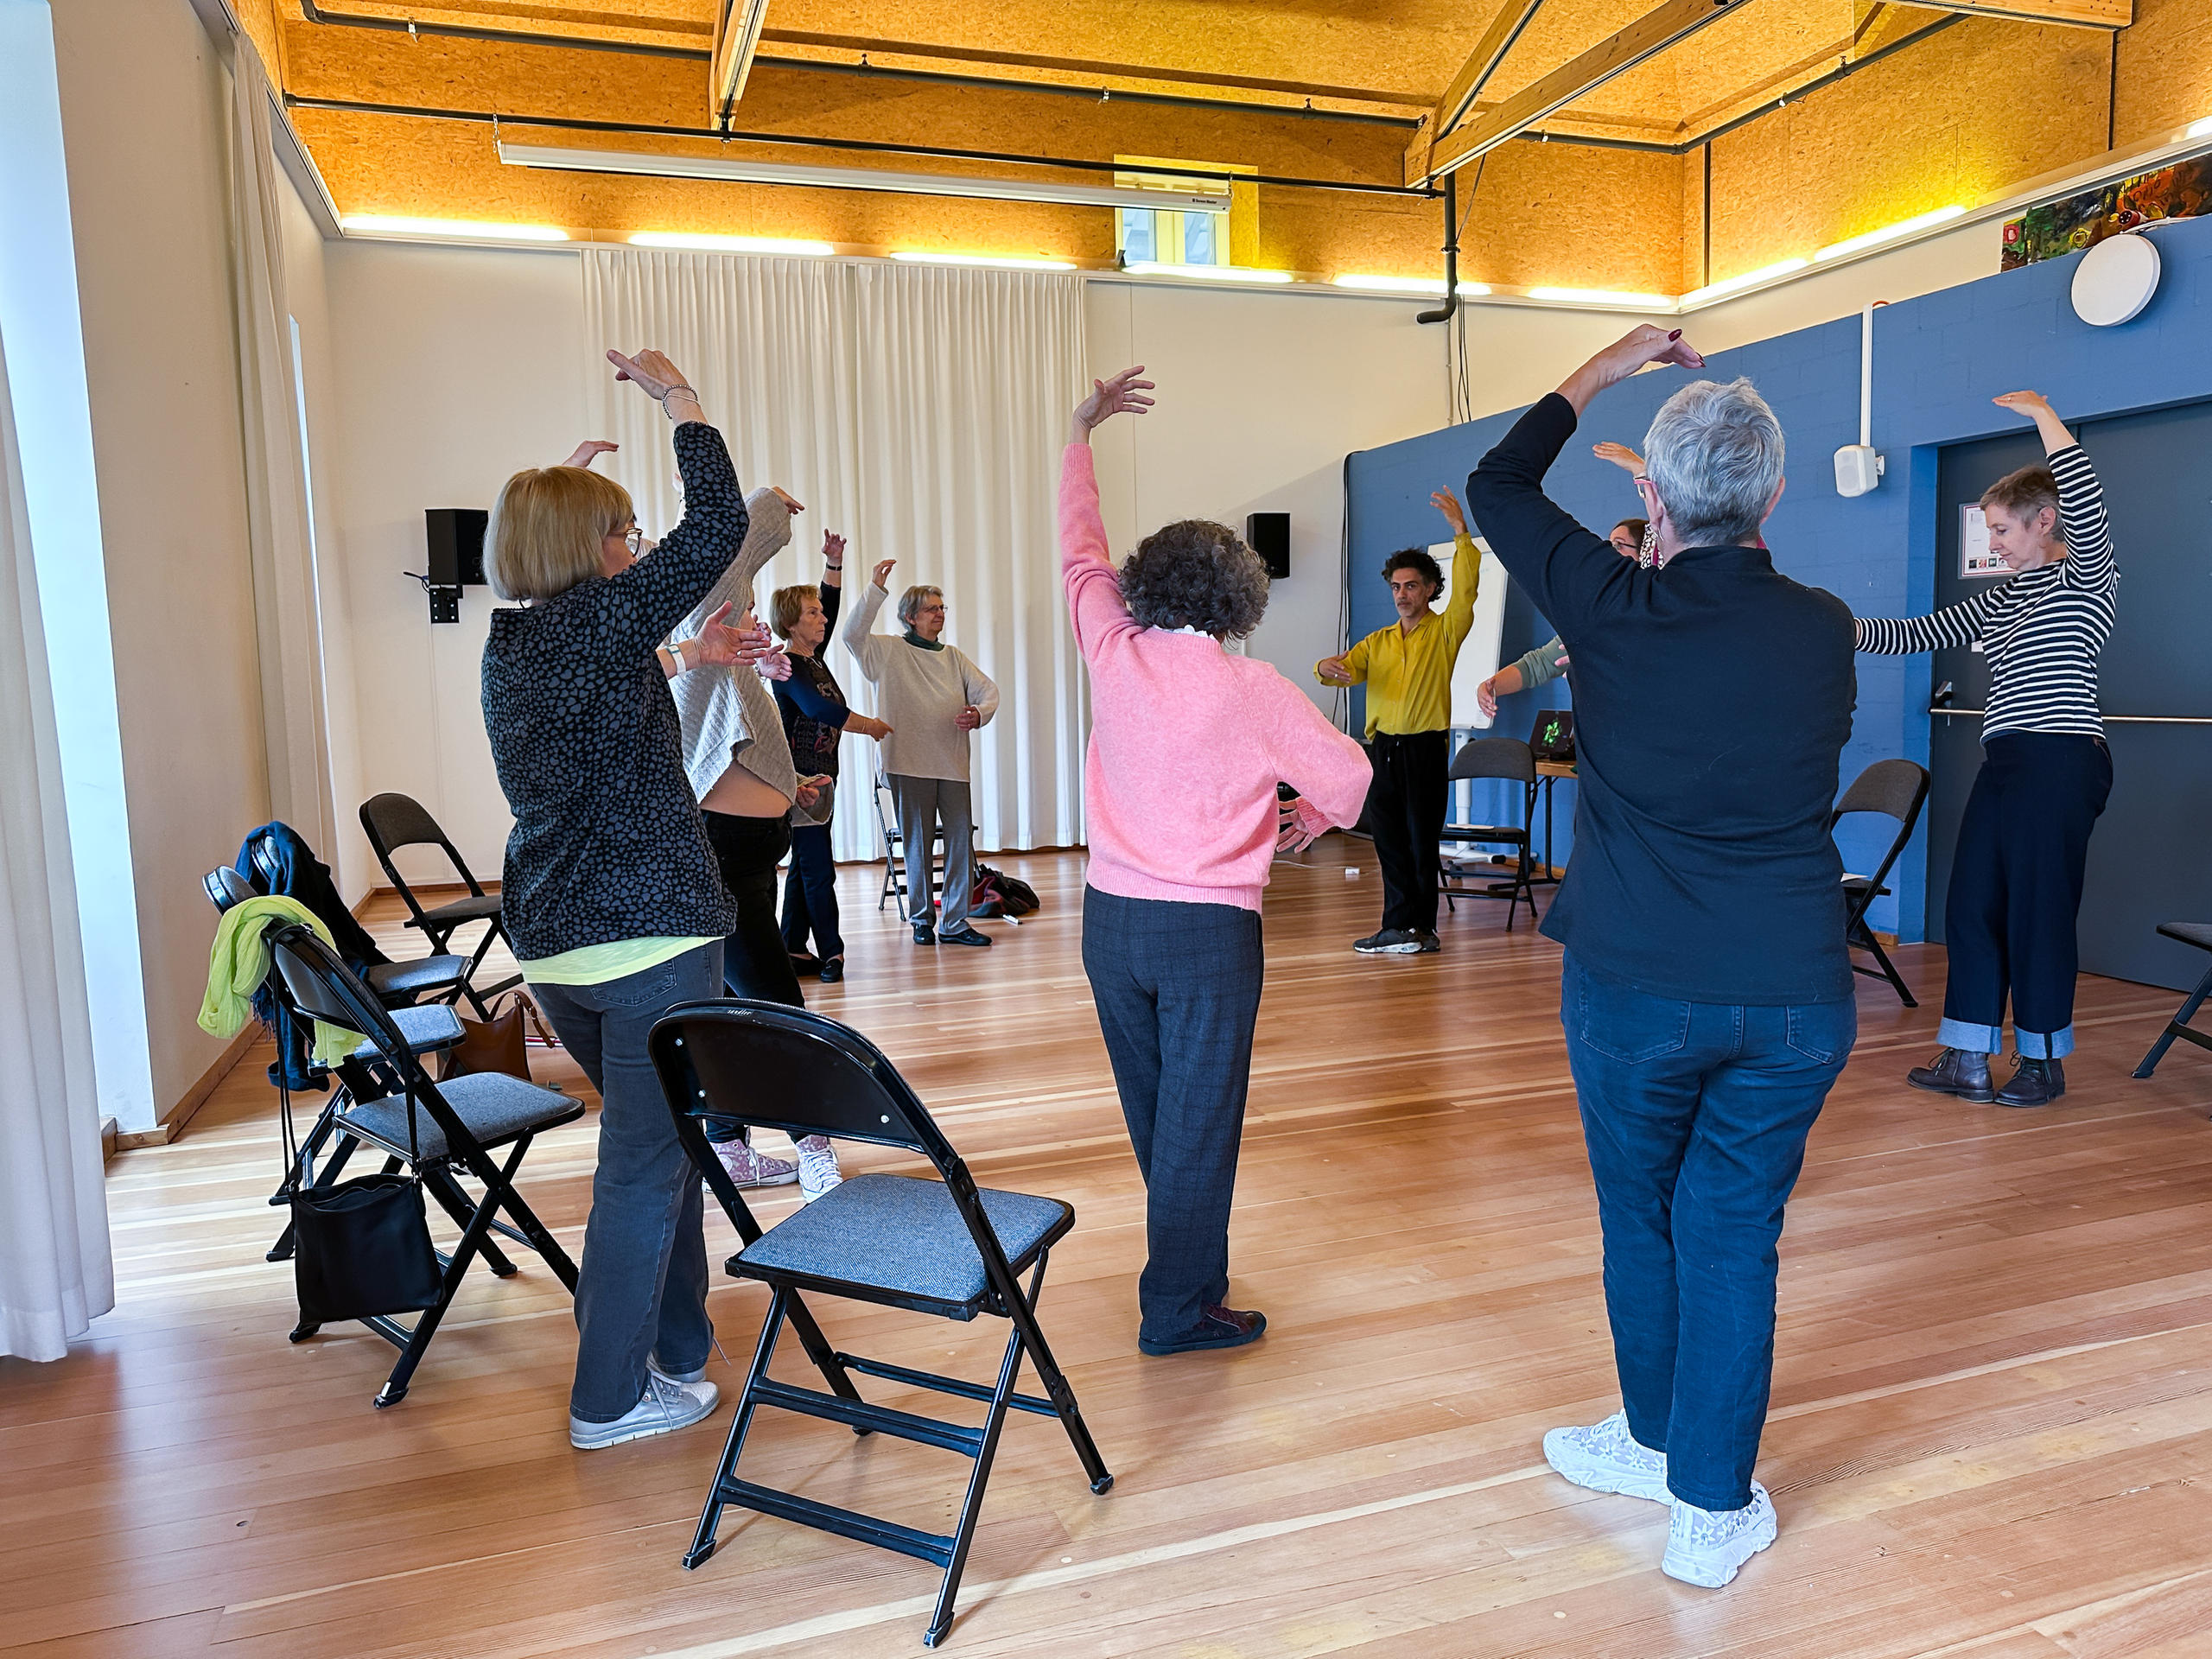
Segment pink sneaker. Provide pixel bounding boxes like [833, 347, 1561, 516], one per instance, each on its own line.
[712, 1139, 798, 1189]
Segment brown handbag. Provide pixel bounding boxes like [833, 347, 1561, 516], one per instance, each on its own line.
[439, 989, 550, 1083]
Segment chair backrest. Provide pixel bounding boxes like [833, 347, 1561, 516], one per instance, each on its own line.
[359, 791, 485, 905]
[1829, 758, 1929, 894]
[1449, 736, 1537, 785]
[203, 863, 257, 912]
[874, 775, 901, 855]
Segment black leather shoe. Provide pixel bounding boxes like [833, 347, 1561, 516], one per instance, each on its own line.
[938, 925, 993, 948]
[912, 922, 936, 945]
[1906, 1047, 1993, 1102]
[1994, 1057, 2066, 1108]
[817, 956, 844, 982]
[1138, 1304, 1268, 1357]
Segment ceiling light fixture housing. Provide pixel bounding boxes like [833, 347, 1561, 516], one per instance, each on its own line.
[1813, 205, 1966, 263]
[498, 143, 1233, 216]
[630, 232, 834, 254]
[1122, 261, 1294, 284]
[342, 214, 569, 242]
[891, 251, 1078, 270]
[1525, 286, 1676, 309]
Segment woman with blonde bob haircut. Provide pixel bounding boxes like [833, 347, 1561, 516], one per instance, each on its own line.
[481, 346, 771, 1454]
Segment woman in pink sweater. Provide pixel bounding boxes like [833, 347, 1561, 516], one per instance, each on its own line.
[1063, 366, 1370, 1356]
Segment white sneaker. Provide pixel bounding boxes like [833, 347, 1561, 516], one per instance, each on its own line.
[570, 1369, 721, 1450]
[795, 1135, 843, 1202]
[1542, 1409, 1671, 1503]
[713, 1138, 798, 1189]
[1662, 1482, 1777, 1587]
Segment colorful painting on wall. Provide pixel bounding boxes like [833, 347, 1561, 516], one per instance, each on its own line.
[2001, 155, 2212, 270]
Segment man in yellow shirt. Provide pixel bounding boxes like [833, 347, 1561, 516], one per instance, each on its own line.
[1317, 488, 1479, 955]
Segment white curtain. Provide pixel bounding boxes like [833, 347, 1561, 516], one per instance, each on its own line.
[582, 249, 1091, 859]
[0, 322, 113, 1362]
[228, 41, 334, 854]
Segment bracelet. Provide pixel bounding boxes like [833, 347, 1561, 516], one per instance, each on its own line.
[660, 386, 700, 421]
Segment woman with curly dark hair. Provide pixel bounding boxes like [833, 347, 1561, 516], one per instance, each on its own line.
[1061, 365, 1370, 1357]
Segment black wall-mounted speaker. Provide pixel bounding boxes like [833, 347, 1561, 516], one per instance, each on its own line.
[1246, 512, 1290, 580]
[425, 507, 489, 588]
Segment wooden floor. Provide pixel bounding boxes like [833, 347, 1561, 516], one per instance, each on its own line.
[8, 842, 2212, 1657]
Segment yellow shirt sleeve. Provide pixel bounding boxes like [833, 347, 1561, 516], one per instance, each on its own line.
[1440, 531, 1480, 656]
[1317, 634, 1372, 687]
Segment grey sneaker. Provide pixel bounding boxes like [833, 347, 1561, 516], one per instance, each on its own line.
[570, 1369, 720, 1450]
[1541, 1410, 1670, 1503]
[1662, 1482, 1777, 1587]
[1354, 928, 1425, 955]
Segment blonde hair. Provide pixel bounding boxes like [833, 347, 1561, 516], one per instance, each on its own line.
[485, 466, 633, 602]
[770, 583, 817, 640]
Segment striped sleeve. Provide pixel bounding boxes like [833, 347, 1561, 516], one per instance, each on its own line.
[1855, 587, 1996, 655]
[2050, 445, 2117, 594]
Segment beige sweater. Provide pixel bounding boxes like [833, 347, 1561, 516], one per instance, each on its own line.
[840, 583, 999, 783]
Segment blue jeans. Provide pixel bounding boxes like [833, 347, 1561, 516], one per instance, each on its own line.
[1560, 953, 1855, 1510]
[531, 941, 722, 1423]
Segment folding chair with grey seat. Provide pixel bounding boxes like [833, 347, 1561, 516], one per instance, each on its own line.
[1828, 758, 1929, 1007]
[357, 791, 518, 1015]
[649, 1000, 1112, 1649]
[204, 864, 473, 1264]
[1439, 736, 1541, 931]
[264, 922, 582, 1407]
[2133, 923, 2212, 1089]
[874, 772, 945, 921]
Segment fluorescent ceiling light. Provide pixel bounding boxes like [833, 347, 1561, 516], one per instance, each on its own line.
[1123, 261, 1294, 284]
[2190, 116, 2212, 139]
[497, 142, 1232, 215]
[1814, 205, 1966, 263]
[1333, 274, 1446, 295]
[891, 251, 1077, 270]
[1526, 286, 1675, 309]
[630, 231, 833, 255]
[1458, 281, 1492, 296]
[1678, 257, 1811, 306]
[342, 214, 568, 242]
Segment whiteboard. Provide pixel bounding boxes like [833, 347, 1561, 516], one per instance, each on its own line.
[1436, 537, 1510, 730]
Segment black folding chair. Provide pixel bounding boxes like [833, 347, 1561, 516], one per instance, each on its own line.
[874, 772, 946, 921]
[207, 859, 472, 1010]
[1829, 759, 1929, 1007]
[2133, 923, 2212, 1088]
[357, 791, 518, 1014]
[650, 1001, 1112, 1649]
[265, 923, 582, 1407]
[1439, 736, 1541, 931]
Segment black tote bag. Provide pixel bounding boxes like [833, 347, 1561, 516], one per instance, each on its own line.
[282, 1070, 442, 1325]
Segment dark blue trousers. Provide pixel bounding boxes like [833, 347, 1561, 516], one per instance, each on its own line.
[1081, 887, 1265, 1344]
[779, 821, 844, 961]
[1937, 733, 2112, 1060]
[1560, 953, 1855, 1510]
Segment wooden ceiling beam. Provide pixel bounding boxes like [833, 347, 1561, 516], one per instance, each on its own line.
[1403, 0, 1547, 181]
[1410, 0, 1749, 185]
[712, 0, 771, 124]
[1886, 0, 2128, 28]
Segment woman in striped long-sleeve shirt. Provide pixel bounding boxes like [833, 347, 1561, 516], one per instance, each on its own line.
[1856, 391, 2117, 1107]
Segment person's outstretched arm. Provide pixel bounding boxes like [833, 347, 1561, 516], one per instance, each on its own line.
[1467, 327, 1702, 632]
[1314, 635, 1370, 688]
[1062, 365, 1154, 660]
[1855, 590, 1996, 654]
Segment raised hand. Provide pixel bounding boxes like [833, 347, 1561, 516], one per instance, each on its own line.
[1560, 327, 1704, 414]
[606, 347, 694, 404]
[1992, 391, 2052, 417]
[1072, 365, 1156, 442]
[1432, 488, 1467, 536]
[561, 440, 618, 469]
[1993, 390, 2076, 455]
[1592, 441, 1646, 474]
[772, 486, 805, 514]
[871, 557, 896, 591]
[689, 603, 774, 671]
[823, 531, 847, 564]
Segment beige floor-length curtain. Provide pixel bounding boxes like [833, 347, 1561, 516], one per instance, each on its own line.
[582, 249, 1091, 860]
[0, 322, 114, 1361]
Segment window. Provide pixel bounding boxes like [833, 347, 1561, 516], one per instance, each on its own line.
[1113, 156, 1257, 269]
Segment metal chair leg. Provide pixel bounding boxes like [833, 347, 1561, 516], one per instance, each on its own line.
[685, 1287, 790, 1570]
[2134, 963, 2212, 1079]
[423, 1164, 520, 1277]
[925, 1318, 1026, 1648]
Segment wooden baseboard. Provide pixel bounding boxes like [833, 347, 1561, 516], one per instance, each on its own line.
[101, 1116, 118, 1164]
[123, 1020, 264, 1150]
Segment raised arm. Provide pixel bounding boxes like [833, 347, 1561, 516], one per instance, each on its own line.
[599, 350, 748, 650]
[1993, 391, 2116, 595]
[839, 563, 893, 683]
[819, 531, 846, 628]
[1062, 366, 1154, 658]
[1440, 513, 1481, 651]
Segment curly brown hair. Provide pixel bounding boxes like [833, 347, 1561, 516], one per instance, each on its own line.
[1118, 518, 1271, 638]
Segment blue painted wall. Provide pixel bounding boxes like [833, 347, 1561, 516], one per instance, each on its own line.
[1344, 214, 2212, 938]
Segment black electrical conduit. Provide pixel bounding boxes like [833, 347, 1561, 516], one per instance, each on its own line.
[282, 93, 1444, 198]
[295, 0, 1421, 130]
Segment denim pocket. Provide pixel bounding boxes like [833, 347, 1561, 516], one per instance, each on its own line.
[1785, 999, 1858, 1065]
[601, 952, 689, 1009]
[1577, 973, 1692, 1065]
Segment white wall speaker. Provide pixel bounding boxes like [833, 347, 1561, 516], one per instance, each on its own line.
[2071, 232, 2161, 327]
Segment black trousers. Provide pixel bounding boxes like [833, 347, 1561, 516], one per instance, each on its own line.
[702, 811, 806, 1146]
[1365, 729, 1450, 933]
[1080, 887, 1265, 1344]
[779, 822, 843, 961]
[1938, 733, 2112, 1061]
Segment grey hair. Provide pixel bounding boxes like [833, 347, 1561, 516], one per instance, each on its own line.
[1642, 377, 1784, 547]
[896, 583, 943, 626]
[1119, 519, 1270, 638]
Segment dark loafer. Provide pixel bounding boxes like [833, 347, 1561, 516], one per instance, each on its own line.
[817, 957, 844, 982]
[938, 926, 993, 947]
[1994, 1057, 2066, 1108]
[912, 922, 935, 945]
[1139, 1304, 1268, 1357]
[1906, 1047, 1993, 1103]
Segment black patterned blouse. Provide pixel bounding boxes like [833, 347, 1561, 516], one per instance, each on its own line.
[482, 421, 747, 961]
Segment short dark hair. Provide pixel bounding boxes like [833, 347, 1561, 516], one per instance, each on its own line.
[1382, 547, 1443, 591]
[1611, 518, 1649, 546]
[1119, 519, 1271, 638]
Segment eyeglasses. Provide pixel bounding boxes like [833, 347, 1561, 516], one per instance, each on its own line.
[623, 525, 649, 556]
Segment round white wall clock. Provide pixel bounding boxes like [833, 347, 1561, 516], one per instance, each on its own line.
[2071, 232, 2161, 327]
